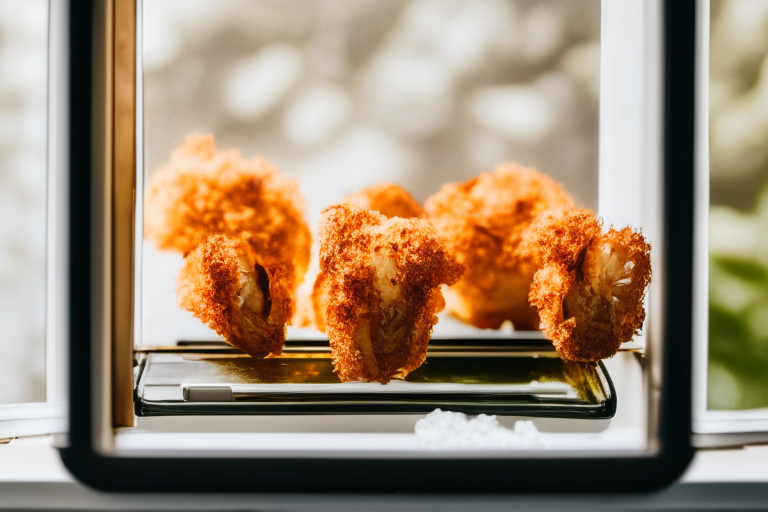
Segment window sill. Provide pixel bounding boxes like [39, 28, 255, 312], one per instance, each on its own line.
[1, 435, 767, 509]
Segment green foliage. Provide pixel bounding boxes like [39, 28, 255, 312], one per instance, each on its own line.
[708, 214, 768, 410]
[715, 256, 768, 284]
[707, 0, 768, 411]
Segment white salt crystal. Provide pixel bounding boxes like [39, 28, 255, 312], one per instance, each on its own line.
[414, 409, 545, 449]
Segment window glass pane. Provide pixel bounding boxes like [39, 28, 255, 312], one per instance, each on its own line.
[132, 0, 662, 456]
[0, 0, 48, 405]
[708, 0, 768, 410]
[141, 0, 601, 344]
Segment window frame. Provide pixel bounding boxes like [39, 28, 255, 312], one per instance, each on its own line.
[691, 0, 768, 447]
[59, 0, 697, 492]
[0, 0, 68, 441]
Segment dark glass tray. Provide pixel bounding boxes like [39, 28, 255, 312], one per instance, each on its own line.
[134, 341, 616, 419]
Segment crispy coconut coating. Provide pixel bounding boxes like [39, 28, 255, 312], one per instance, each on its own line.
[316, 205, 463, 383]
[144, 133, 311, 284]
[528, 209, 652, 362]
[177, 234, 292, 358]
[297, 183, 423, 330]
[344, 183, 424, 219]
[424, 163, 574, 330]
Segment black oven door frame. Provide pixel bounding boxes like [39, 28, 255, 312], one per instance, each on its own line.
[60, 0, 696, 492]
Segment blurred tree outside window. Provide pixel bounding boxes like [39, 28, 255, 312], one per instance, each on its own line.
[708, 0, 768, 410]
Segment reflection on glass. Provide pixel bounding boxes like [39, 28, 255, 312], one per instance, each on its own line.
[0, 0, 48, 404]
[709, 0, 768, 410]
[135, 351, 615, 418]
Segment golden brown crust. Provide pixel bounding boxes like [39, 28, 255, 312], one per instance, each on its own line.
[344, 183, 424, 219]
[297, 183, 423, 331]
[315, 205, 463, 383]
[528, 209, 652, 361]
[177, 234, 291, 357]
[424, 163, 574, 330]
[426, 165, 652, 361]
[144, 133, 311, 285]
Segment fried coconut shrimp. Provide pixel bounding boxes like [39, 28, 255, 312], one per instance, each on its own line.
[177, 235, 292, 358]
[296, 183, 423, 330]
[144, 133, 311, 284]
[315, 205, 463, 383]
[528, 209, 651, 362]
[425, 164, 574, 330]
[344, 183, 424, 219]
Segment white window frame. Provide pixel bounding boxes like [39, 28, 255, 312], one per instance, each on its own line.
[0, 0, 68, 441]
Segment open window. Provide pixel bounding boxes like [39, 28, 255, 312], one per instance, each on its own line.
[692, 0, 768, 447]
[59, 0, 696, 492]
[0, 0, 67, 441]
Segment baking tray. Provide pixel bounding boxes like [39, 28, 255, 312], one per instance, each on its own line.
[134, 340, 616, 418]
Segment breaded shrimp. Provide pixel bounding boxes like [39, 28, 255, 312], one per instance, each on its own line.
[296, 183, 423, 330]
[344, 183, 424, 219]
[177, 234, 292, 357]
[315, 205, 463, 383]
[528, 209, 652, 362]
[144, 133, 311, 284]
[425, 163, 574, 330]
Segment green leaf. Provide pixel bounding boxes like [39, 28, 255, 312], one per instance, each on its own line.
[711, 256, 768, 283]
